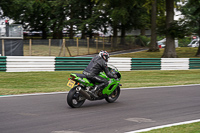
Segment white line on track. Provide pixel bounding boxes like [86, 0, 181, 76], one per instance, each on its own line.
[0, 92, 67, 98]
[0, 84, 200, 98]
[125, 119, 200, 133]
[122, 84, 200, 90]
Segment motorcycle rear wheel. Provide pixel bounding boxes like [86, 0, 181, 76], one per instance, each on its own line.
[105, 86, 120, 103]
[67, 86, 85, 108]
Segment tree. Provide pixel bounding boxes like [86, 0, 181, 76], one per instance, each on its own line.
[0, 0, 68, 39]
[66, 0, 80, 39]
[95, 0, 151, 47]
[148, 0, 159, 52]
[29, 0, 51, 39]
[49, 0, 67, 39]
[0, 0, 50, 39]
[67, 0, 107, 39]
[181, 0, 200, 56]
[162, 0, 177, 58]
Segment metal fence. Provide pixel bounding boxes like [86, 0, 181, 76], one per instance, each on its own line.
[0, 36, 144, 56]
[22, 36, 143, 56]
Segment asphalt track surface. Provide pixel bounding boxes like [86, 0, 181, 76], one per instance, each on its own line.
[1, 85, 200, 133]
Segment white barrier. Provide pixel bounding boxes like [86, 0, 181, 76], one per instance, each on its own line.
[161, 58, 189, 70]
[3, 56, 195, 72]
[6, 56, 55, 72]
[108, 57, 132, 71]
[5, 56, 132, 72]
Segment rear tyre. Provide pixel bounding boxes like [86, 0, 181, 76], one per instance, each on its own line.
[105, 86, 120, 103]
[67, 86, 85, 108]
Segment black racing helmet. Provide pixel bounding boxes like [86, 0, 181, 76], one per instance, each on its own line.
[99, 50, 110, 62]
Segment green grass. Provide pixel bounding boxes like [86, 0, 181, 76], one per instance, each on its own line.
[111, 47, 200, 58]
[0, 71, 70, 95]
[121, 70, 200, 88]
[140, 122, 200, 133]
[0, 70, 200, 95]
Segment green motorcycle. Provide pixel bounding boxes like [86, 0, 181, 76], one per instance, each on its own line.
[67, 65, 122, 108]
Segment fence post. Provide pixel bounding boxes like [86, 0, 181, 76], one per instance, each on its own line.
[2, 39, 5, 56]
[77, 38, 79, 55]
[87, 37, 90, 54]
[96, 38, 98, 53]
[49, 39, 51, 56]
[65, 39, 71, 57]
[63, 39, 66, 57]
[29, 39, 32, 56]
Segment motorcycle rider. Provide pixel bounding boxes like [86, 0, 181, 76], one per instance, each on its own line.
[83, 50, 117, 97]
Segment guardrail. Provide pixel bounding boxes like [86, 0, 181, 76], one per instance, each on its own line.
[189, 58, 200, 69]
[0, 56, 200, 72]
[161, 58, 189, 70]
[131, 58, 161, 70]
[6, 56, 55, 72]
[0, 56, 6, 71]
[55, 57, 132, 71]
[108, 57, 131, 71]
[55, 57, 92, 71]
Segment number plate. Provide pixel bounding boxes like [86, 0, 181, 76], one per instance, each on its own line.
[67, 79, 76, 88]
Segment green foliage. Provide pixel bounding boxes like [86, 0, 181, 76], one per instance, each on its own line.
[157, 35, 165, 41]
[124, 35, 150, 47]
[157, 20, 192, 39]
[178, 37, 191, 47]
[180, 0, 200, 35]
[0, 0, 152, 40]
[168, 21, 192, 38]
[179, 0, 200, 56]
[139, 35, 151, 46]
[125, 35, 136, 45]
[1, 0, 198, 55]
[0, 0, 66, 39]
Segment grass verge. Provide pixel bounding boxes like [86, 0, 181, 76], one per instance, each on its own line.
[0, 69, 200, 95]
[111, 47, 200, 58]
[139, 121, 200, 133]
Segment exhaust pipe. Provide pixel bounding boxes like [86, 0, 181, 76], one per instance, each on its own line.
[76, 86, 92, 100]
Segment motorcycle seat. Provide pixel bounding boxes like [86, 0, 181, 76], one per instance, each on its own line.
[75, 73, 93, 83]
[75, 73, 87, 78]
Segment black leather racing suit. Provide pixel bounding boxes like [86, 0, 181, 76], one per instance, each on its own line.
[83, 55, 116, 90]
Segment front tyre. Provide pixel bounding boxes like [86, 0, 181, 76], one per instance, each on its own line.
[105, 86, 120, 103]
[67, 86, 85, 108]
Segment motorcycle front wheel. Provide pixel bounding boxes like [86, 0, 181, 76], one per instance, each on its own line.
[67, 86, 86, 108]
[105, 86, 120, 103]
